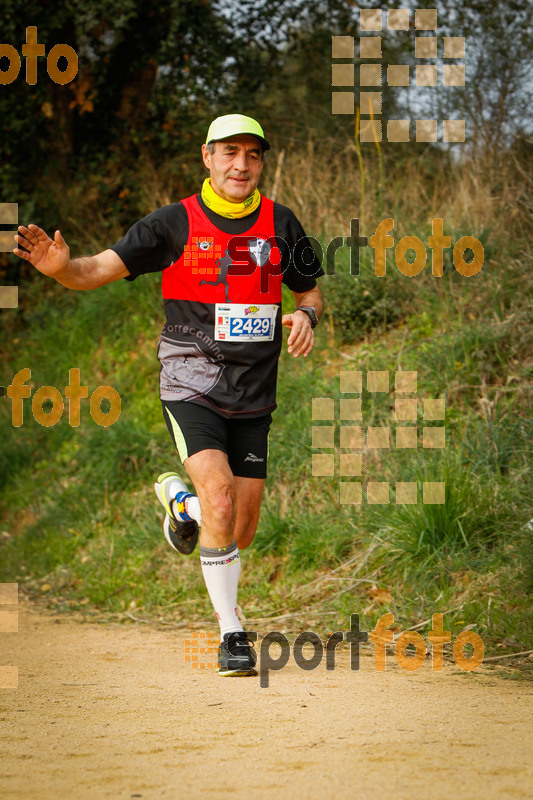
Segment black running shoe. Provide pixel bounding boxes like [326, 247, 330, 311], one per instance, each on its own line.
[217, 631, 257, 677]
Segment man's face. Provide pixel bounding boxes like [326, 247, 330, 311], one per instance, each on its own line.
[201, 134, 264, 203]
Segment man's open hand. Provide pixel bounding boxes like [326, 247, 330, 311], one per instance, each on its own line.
[281, 311, 314, 358]
[13, 225, 70, 278]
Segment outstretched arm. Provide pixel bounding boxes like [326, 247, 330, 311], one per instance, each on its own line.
[13, 224, 130, 290]
[281, 284, 324, 358]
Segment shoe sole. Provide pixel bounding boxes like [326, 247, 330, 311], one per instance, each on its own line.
[217, 667, 258, 677]
[162, 516, 197, 555]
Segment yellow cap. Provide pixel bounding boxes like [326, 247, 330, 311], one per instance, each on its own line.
[205, 114, 270, 151]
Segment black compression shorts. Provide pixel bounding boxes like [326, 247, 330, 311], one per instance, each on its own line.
[161, 400, 272, 479]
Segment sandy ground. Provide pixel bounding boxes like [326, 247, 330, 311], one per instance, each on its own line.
[1, 599, 533, 800]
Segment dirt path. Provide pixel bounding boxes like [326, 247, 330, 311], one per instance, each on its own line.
[1, 600, 532, 800]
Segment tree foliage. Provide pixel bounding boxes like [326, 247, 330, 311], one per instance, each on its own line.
[0, 0, 531, 230]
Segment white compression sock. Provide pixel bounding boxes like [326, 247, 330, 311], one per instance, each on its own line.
[185, 495, 202, 524]
[171, 494, 202, 525]
[199, 541, 243, 640]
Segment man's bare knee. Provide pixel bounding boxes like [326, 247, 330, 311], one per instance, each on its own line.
[201, 484, 236, 528]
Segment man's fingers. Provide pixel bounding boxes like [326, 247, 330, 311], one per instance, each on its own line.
[16, 226, 34, 244]
[27, 224, 48, 239]
[287, 324, 299, 348]
[288, 318, 313, 356]
[19, 224, 51, 244]
[301, 333, 314, 357]
[12, 247, 31, 261]
[287, 315, 303, 347]
[18, 225, 39, 239]
[284, 313, 315, 358]
[288, 329, 303, 349]
[13, 234, 35, 255]
[292, 330, 313, 358]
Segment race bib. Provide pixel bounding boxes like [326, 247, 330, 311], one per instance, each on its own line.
[214, 303, 278, 342]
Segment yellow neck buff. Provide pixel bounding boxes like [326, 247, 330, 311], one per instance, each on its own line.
[201, 178, 261, 219]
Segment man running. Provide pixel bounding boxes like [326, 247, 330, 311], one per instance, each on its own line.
[14, 114, 324, 676]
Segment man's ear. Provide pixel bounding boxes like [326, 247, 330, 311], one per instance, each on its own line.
[201, 143, 211, 170]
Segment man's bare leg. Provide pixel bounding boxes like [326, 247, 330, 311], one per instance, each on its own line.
[183, 449, 237, 548]
[183, 450, 264, 549]
[181, 450, 263, 652]
[233, 476, 265, 549]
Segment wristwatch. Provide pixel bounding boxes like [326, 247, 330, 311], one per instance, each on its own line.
[295, 306, 319, 328]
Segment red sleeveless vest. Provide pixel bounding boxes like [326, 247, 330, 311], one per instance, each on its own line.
[157, 194, 284, 417]
[162, 194, 282, 304]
